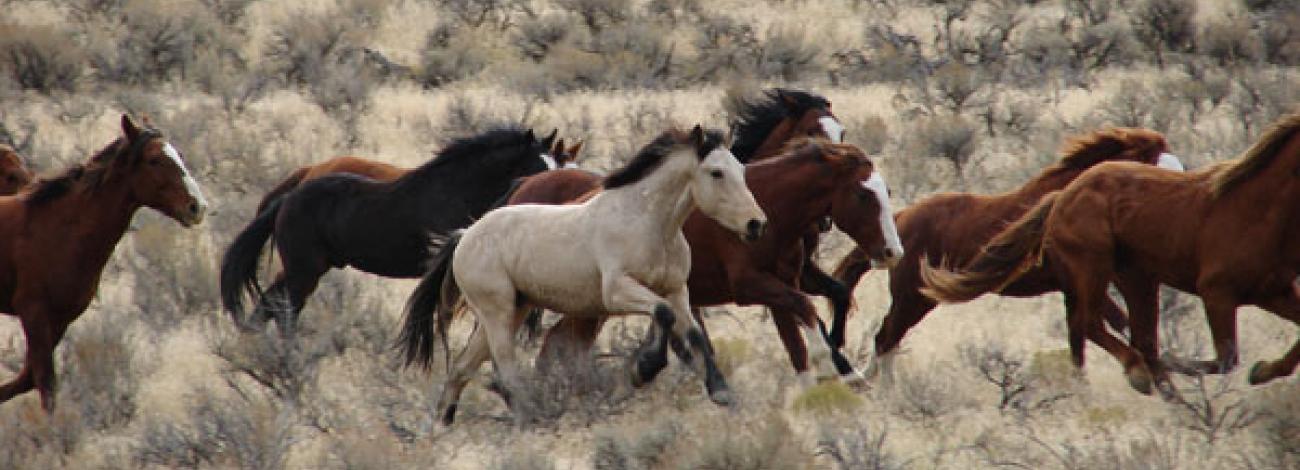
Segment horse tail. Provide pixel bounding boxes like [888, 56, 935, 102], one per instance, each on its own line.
[256, 166, 308, 215]
[919, 192, 1060, 303]
[220, 196, 283, 328]
[400, 231, 464, 370]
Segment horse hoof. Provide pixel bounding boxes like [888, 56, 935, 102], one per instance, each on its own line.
[1126, 369, 1154, 395]
[840, 371, 869, 392]
[709, 388, 733, 407]
[1249, 361, 1274, 385]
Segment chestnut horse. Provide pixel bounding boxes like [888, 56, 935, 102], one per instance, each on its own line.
[0, 115, 208, 409]
[253, 131, 580, 214]
[920, 111, 1300, 393]
[0, 145, 34, 195]
[220, 127, 555, 335]
[832, 127, 1182, 374]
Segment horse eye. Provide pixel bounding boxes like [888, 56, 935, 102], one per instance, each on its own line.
[710, 169, 723, 179]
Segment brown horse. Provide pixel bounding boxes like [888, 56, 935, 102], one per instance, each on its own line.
[0, 115, 208, 409]
[0, 144, 34, 195]
[919, 111, 1300, 393]
[253, 131, 580, 214]
[516, 139, 901, 385]
[832, 127, 1181, 374]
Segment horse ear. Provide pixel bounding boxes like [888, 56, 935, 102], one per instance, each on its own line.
[569, 139, 584, 156]
[552, 138, 565, 155]
[121, 114, 142, 142]
[690, 124, 705, 148]
[525, 128, 536, 143]
[543, 128, 558, 148]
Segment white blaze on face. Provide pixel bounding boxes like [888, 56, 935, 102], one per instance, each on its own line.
[861, 171, 904, 264]
[1157, 152, 1185, 171]
[162, 143, 209, 211]
[818, 116, 845, 143]
[540, 153, 558, 170]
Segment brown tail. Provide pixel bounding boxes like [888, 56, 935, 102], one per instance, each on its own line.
[256, 166, 309, 215]
[919, 192, 1060, 303]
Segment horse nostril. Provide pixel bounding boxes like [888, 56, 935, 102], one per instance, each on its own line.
[189, 202, 201, 215]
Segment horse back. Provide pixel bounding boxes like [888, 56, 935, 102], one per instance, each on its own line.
[507, 169, 601, 205]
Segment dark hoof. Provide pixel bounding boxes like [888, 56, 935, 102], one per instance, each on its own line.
[709, 388, 733, 407]
[440, 403, 458, 426]
[1249, 361, 1274, 385]
[1126, 367, 1154, 395]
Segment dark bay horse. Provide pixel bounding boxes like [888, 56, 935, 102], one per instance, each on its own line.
[0, 145, 34, 195]
[517, 139, 900, 385]
[920, 111, 1300, 393]
[0, 115, 208, 409]
[220, 127, 556, 334]
[252, 131, 580, 214]
[832, 127, 1181, 374]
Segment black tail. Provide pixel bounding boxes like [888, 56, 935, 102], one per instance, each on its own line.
[400, 231, 464, 369]
[220, 196, 284, 329]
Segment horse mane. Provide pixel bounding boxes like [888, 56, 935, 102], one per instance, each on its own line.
[1052, 128, 1144, 170]
[604, 127, 724, 189]
[727, 88, 829, 162]
[1208, 111, 1300, 198]
[24, 137, 126, 206]
[399, 126, 535, 182]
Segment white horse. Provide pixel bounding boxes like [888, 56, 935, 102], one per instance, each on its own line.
[401, 126, 768, 425]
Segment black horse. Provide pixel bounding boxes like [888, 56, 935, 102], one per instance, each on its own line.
[221, 126, 557, 334]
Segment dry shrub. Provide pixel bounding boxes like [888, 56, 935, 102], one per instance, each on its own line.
[0, 401, 82, 469]
[753, 27, 824, 83]
[135, 390, 292, 469]
[1260, 6, 1300, 65]
[0, 22, 83, 93]
[419, 24, 496, 87]
[513, 14, 570, 62]
[128, 214, 218, 332]
[1198, 14, 1261, 66]
[679, 413, 810, 470]
[960, 341, 1070, 413]
[556, 0, 631, 34]
[507, 340, 635, 427]
[591, 417, 682, 470]
[906, 113, 980, 180]
[492, 445, 557, 470]
[1250, 383, 1300, 468]
[849, 115, 889, 155]
[792, 382, 864, 417]
[885, 360, 969, 421]
[930, 62, 984, 113]
[1130, 0, 1197, 67]
[57, 314, 140, 431]
[815, 417, 900, 470]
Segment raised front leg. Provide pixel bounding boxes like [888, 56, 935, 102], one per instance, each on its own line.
[733, 271, 840, 384]
[1248, 291, 1300, 385]
[1, 304, 68, 410]
[800, 263, 852, 349]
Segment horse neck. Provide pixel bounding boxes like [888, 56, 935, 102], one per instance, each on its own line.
[746, 123, 794, 163]
[44, 182, 140, 265]
[748, 160, 831, 243]
[609, 152, 698, 239]
[400, 158, 512, 214]
[1010, 166, 1083, 200]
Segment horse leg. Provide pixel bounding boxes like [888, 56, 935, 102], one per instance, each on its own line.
[1247, 293, 1300, 385]
[831, 247, 872, 296]
[633, 307, 707, 388]
[869, 258, 934, 379]
[7, 305, 67, 410]
[1113, 271, 1167, 386]
[1193, 290, 1241, 374]
[736, 272, 840, 384]
[799, 263, 851, 349]
[273, 258, 328, 338]
[602, 274, 727, 405]
[1067, 262, 1154, 395]
[437, 325, 491, 426]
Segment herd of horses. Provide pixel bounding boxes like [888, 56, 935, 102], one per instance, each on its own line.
[0, 90, 1297, 428]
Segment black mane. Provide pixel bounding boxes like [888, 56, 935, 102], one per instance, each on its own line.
[397, 126, 540, 185]
[604, 128, 724, 189]
[728, 88, 830, 163]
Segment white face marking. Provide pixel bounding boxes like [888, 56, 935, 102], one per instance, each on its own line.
[162, 143, 209, 211]
[540, 153, 558, 170]
[861, 171, 904, 264]
[818, 116, 845, 143]
[1157, 152, 1185, 171]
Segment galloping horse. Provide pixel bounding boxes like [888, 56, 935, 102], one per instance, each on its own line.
[401, 126, 767, 425]
[533, 139, 902, 385]
[0, 115, 208, 409]
[920, 112, 1300, 393]
[0, 145, 34, 195]
[220, 127, 556, 334]
[252, 130, 580, 214]
[831, 127, 1182, 374]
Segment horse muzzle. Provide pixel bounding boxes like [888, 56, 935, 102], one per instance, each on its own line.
[179, 200, 208, 227]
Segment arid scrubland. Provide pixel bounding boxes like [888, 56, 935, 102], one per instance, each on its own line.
[1, 0, 1299, 468]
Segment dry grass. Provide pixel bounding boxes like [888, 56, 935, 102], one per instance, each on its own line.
[0, 0, 1297, 468]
